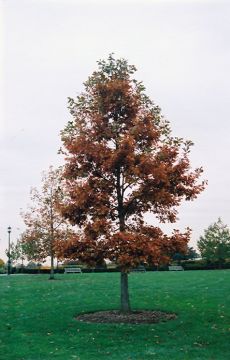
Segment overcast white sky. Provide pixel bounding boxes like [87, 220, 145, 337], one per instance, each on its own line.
[1, 0, 230, 261]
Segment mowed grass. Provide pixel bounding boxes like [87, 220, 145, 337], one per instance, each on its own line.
[0, 271, 230, 360]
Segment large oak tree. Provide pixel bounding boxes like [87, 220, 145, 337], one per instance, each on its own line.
[59, 55, 206, 312]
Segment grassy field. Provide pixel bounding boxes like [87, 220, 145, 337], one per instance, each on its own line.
[0, 270, 229, 360]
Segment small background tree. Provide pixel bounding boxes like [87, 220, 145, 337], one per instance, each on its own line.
[9, 238, 27, 268]
[21, 166, 73, 279]
[0, 258, 5, 273]
[58, 55, 206, 312]
[198, 218, 230, 268]
[172, 246, 199, 264]
[0, 259, 5, 267]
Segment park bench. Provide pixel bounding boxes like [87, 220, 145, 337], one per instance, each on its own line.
[131, 266, 146, 272]
[168, 265, 184, 271]
[64, 267, 82, 274]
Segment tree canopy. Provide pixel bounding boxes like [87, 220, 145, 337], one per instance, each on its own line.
[0, 259, 5, 267]
[198, 218, 230, 267]
[21, 167, 73, 279]
[172, 246, 199, 264]
[58, 55, 206, 311]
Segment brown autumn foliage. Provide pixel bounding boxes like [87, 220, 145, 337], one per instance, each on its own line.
[57, 55, 206, 272]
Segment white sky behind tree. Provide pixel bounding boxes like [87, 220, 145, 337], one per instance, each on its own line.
[1, 0, 230, 261]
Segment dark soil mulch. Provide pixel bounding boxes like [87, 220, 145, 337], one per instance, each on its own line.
[76, 310, 177, 324]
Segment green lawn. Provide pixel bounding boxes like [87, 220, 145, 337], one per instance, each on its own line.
[0, 271, 229, 360]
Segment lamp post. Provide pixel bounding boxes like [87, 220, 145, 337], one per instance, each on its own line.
[7, 226, 12, 275]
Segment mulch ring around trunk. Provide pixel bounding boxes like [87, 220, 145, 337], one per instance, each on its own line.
[76, 310, 177, 324]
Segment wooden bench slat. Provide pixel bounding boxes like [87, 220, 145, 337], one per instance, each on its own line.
[64, 268, 82, 273]
[168, 265, 184, 271]
[131, 266, 146, 272]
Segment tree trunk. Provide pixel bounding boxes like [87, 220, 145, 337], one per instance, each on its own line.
[117, 167, 131, 312]
[49, 253, 55, 280]
[120, 271, 131, 313]
[49, 198, 55, 280]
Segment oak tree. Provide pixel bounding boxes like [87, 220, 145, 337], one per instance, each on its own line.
[59, 55, 206, 311]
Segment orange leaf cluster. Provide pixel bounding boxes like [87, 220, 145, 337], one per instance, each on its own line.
[56, 226, 190, 271]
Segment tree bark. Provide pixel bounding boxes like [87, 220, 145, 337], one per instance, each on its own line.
[49, 253, 55, 280]
[120, 271, 131, 313]
[116, 167, 131, 312]
[49, 198, 55, 280]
